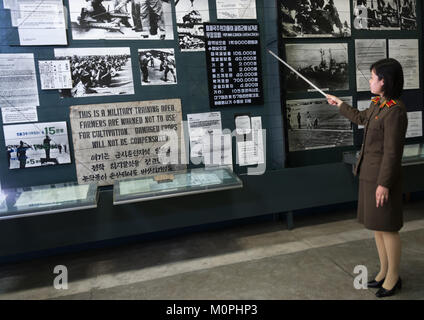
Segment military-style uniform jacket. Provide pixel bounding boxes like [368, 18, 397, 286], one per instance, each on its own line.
[339, 97, 408, 188]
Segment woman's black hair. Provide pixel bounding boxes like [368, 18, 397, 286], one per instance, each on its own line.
[370, 58, 404, 100]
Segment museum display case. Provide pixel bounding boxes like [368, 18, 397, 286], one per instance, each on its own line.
[0, 182, 98, 220]
[343, 143, 424, 167]
[113, 167, 243, 205]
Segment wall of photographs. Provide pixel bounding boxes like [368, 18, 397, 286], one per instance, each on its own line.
[278, 0, 424, 167]
[0, 0, 284, 189]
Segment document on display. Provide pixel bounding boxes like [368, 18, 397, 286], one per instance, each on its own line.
[235, 115, 251, 135]
[15, 184, 90, 208]
[11, 0, 68, 45]
[355, 39, 387, 91]
[39, 60, 73, 90]
[406, 111, 423, 138]
[187, 112, 222, 158]
[1, 106, 38, 124]
[202, 133, 233, 169]
[0, 53, 39, 108]
[216, 0, 257, 19]
[389, 39, 420, 89]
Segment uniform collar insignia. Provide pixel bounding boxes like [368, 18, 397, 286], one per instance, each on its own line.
[379, 100, 397, 108]
[371, 96, 381, 104]
[386, 100, 397, 107]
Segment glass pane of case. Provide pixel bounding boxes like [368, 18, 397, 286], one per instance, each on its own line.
[114, 167, 243, 204]
[0, 182, 98, 220]
[343, 143, 424, 166]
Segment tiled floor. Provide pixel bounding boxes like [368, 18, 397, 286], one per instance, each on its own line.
[0, 199, 423, 300]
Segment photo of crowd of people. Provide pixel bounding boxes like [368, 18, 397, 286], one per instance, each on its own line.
[280, 0, 351, 38]
[353, 0, 417, 30]
[138, 49, 178, 85]
[69, 0, 174, 40]
[176, 0, 210, 51]
[54, 48, 134, 98]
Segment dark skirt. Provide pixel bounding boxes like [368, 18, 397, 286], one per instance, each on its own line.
[357, 179, 403, 232]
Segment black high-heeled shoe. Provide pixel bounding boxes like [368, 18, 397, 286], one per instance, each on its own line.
[367, 277, 385, 288]
[375, 277, 402, 298]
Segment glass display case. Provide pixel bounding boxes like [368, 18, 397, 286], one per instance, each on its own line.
[113, 167, 243, 205]
[0, 182, 98, 220]
[343, 143, 424, 167]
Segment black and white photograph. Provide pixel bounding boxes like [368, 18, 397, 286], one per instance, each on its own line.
[286, 97, 354, 151]
[353, 0, 417, 30]
[138, 49, 178, 85]
[54, 47, 134, 98]
[69, 0, 174, 40]
[279, 0, 351, 38]
[4, 121, 71, 170]
[285, 43, 349, 93]
[176, 0, 210, 51]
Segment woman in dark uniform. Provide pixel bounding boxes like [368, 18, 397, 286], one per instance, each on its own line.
[327, 58, 407, 298]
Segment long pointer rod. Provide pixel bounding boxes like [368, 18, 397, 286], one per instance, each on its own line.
[268, 49, 327, 98]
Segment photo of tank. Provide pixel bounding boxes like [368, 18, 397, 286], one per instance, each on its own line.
[285, 43, 349, 93]
[353, 0, 417, 30]
[280, 0, 351, 38]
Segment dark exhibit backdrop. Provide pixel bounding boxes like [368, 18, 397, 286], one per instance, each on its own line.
[278, 0, 424, 167]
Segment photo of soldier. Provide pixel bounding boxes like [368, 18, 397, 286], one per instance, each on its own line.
[16, 141, 32, 169]
[43, 135, 51, 159]
[55, 47, 134, 98]
[131, 0, 143, 31]
[353, 0, 416, 30]
[138, 49, 178, 85]
[280, 0, 351, 38]
[140, 0, 168, 39]
[140, 52, 151, 83]
[70, 0, 174, 40]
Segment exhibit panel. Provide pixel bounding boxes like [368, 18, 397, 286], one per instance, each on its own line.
[0, 0, 281, 190]
[277, 0, 424, 167]
[0, 1, 424, 262]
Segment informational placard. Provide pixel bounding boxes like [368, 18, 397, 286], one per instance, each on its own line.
[39, 60, 72, 90]
[216, 0, 257, 20]
[1, 106, 38, 124]
[3, 121, 71, 169]
[204, 23, 263, 108]
[70, 99, 186, 186]
[406, 111, 423, 138]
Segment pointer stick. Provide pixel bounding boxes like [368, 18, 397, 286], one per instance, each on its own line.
[268, 49, 328, 98]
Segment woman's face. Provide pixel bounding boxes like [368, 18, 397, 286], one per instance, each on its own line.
[369, 69, 385, 96]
